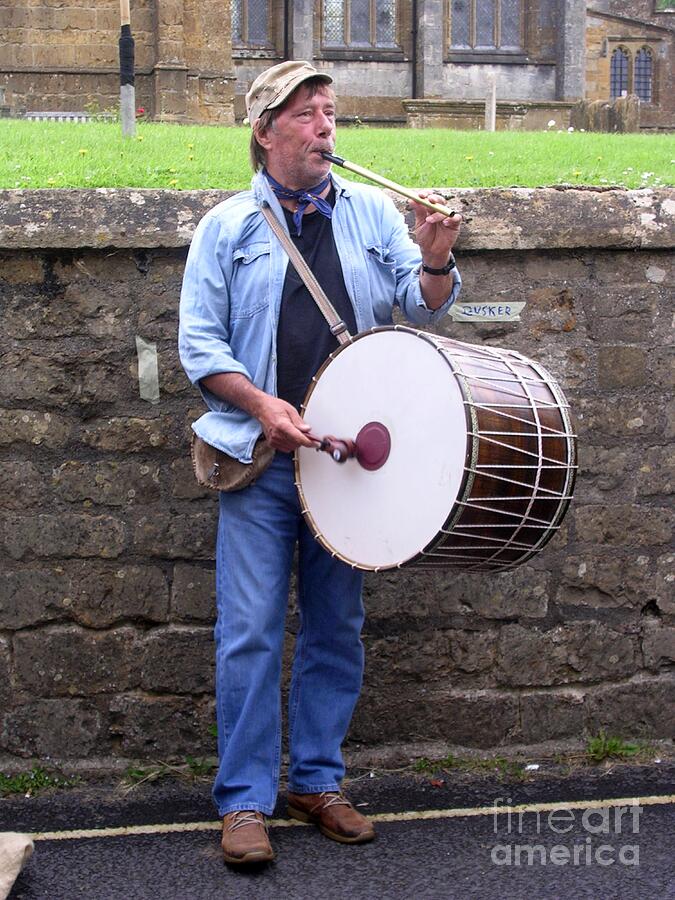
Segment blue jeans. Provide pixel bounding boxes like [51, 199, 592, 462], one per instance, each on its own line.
[212, 452, 365, 817]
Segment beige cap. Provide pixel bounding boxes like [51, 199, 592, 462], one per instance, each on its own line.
[245, 60, 332, 127]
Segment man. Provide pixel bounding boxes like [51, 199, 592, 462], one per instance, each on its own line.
[179, 60, 462, 865]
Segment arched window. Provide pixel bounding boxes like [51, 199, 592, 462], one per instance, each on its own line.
[450, 0, 522, 51]
[323, 0, 398, 48]
[610, 47, 630, 99]
[232, 0, 272, 48]
[634, 47, 653, 103]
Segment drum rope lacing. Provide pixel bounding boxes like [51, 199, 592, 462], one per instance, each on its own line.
[421, 339, 574, 569]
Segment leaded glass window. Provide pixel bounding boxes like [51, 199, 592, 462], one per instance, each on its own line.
[634, 47, 653, 103]
[350, 0, 370, 44]
[500, 0, 520, 49]
[475, 0, 495, 48]
[376, 0, 396, 43]
[450, 0, 522, 51]
[232, 0, 272, 47]
[324, 0, 345, 42]
[322, 0, 398, 49]
[610, 47, 630, 99]
[450, 0, 470, 47]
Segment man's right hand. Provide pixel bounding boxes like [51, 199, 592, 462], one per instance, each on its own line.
[256, 395, 316, 452]
[201, 372, 316, 453]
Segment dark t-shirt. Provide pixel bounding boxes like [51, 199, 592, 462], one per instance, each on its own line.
[276, 188, 358, 410]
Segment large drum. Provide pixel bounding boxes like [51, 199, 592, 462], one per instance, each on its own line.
[295, 326, 576, 572]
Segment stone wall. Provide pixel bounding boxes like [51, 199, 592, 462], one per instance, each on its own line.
[0, 0, 235, 124]
[403, 99, 574, 131]
[0, 187, 673, 766]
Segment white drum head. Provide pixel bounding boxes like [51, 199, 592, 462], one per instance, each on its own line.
[296, 329, 468, 570]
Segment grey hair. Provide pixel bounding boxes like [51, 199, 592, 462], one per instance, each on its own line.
[250, 107, 278, 173]
[249, 77, 335, 172]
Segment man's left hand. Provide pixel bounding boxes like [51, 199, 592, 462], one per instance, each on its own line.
[409, 192, 462, 267]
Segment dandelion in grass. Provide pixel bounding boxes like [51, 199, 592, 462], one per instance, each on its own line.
[465, 156, 474, 161]
[188, 155, 194, 160]
[137, 136, 145, 142]
[169, 178, 179, 187]
[79, 148, 88, 156]
[47, 178, 56, 185]
[573, 170, 582, 177]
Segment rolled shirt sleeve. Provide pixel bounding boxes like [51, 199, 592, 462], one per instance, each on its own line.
[178, 214, 253, 406]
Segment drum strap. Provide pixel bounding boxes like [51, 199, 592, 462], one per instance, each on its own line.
[261, 202, 353, 346]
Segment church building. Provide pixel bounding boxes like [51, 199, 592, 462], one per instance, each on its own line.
[1, 1, 673, 129]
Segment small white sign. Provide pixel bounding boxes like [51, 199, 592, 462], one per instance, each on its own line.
[135, 335, 160, 404]
[449, 301, 526, 322]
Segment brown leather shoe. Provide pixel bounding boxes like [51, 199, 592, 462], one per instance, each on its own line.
[221, 811, 274, 865]
[287, 791, 375, 844]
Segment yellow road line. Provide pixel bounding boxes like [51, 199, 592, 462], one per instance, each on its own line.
[29, 794, 675, 842]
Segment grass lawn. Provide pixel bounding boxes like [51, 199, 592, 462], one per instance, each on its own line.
[0, 119, 673, 190]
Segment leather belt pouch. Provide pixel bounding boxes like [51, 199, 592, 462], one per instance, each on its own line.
[191, 433, 275, 492]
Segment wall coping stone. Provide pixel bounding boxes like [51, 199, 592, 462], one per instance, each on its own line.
[0, 187, 673, 251]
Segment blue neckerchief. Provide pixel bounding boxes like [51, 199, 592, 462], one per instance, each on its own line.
[264, 169, 332, 236]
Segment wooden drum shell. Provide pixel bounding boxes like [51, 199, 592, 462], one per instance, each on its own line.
[417, 335, 576, 570]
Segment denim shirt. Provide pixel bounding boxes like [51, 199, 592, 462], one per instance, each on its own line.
[178, 170, 462, 462]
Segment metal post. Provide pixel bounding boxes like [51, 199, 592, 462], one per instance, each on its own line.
[119, 0, 136, 137]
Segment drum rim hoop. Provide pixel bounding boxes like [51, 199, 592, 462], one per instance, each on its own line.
[294, 324, 473, 572]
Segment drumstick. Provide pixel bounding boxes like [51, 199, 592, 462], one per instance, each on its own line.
[307, 432, 356, 463]
[306, 422, 390, 469]
[321, 151, 456, 218]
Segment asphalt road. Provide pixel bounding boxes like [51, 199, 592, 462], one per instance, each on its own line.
[3, 762, 674, 900]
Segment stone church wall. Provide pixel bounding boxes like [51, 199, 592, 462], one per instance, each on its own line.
[0, 0, 235, 124]
[0, 186, 673, 765]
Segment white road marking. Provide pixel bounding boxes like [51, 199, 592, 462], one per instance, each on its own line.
[28, 794, 675, 842]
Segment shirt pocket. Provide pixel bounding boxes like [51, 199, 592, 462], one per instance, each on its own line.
[230, 242, 271, 319]
[365, 244, 397, 317]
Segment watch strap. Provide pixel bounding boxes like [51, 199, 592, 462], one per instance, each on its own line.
[422, 253, 456, 276]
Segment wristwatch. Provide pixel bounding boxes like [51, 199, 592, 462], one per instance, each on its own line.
[421, 253, 456, 276]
